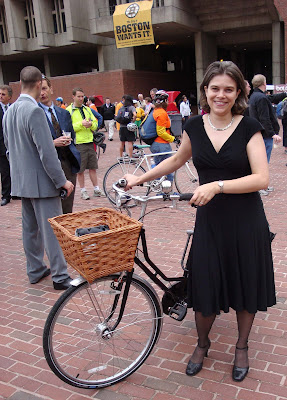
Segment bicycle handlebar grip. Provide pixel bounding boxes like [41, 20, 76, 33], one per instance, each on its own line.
[178, 193, 193, 201]
[118, 178, 127, 187]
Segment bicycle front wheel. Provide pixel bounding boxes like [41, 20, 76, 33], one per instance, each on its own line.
[103, 161, 149, 205]
[174, 160, 198, 194]
[43, 274, 162, 389]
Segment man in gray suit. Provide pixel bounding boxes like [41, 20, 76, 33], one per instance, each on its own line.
[3, 66, 74, 290]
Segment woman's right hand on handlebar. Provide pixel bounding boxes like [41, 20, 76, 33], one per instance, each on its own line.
[123, 174, 141, 190]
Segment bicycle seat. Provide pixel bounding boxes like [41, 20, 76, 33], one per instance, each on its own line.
[133, 144, 150, 149]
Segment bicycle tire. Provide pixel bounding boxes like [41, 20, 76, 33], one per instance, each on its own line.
[43, 274, 162, 389]
[174, 160, 198, 194]
[103, 162, 149, 205]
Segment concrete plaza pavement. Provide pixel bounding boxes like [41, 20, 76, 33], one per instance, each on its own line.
[0, 129, 287, 400]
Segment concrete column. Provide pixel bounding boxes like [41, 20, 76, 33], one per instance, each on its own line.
[195, 32, 217, 103]
[97, 44, 135, 71]
[0, 62, 4, 85]
[98, 45, 105, 71]
[272, 22, 285, 85]
[43, 54, 51, 77]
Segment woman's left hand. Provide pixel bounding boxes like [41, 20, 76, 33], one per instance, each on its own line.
[190, 181, 220, 207]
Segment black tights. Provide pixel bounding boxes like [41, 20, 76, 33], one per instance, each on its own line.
[190, 310, 255, 366]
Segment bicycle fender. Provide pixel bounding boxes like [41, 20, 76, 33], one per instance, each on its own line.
[70, 276, 87, 286]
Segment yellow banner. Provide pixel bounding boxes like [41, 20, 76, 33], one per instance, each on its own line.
[113, 1, 154, 49]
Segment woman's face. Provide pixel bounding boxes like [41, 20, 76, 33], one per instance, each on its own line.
[204, 74, 240, 116]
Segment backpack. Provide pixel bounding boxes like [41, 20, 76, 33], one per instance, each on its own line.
[276, 98, 287, 119]
[281, 99, 287, 119]
[139, 109, 157, 145]
[115, 106, 133, 125]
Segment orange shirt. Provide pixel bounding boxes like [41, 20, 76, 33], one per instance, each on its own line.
[60, 104, 66, 109]
[153, 107, 171, 143]
[90, 104, 98, 112]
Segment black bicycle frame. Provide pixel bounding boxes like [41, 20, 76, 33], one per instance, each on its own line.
[134, 228, 186, 292]
[108, 226, 191, 329]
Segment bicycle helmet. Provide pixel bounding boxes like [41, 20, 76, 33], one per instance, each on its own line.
[154, 90, 169, 104]
[127, 122, 138, 132]
[93, 132, 105, 145]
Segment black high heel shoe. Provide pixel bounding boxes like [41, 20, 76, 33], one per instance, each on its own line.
[232, 345, 249, 382]
[186, 339, 211, 376]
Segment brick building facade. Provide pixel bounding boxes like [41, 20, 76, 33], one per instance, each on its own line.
[2, 0, 287, 103]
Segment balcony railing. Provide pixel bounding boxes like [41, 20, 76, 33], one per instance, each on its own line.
[97, 0, 164, 18]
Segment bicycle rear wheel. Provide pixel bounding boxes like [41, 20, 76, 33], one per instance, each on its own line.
[174, 160, 198, 194]
[103, 161, 149, 205]
[43, 274, 162, 389]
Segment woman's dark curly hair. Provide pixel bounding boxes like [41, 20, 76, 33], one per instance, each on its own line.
[200, 61, 248, 115]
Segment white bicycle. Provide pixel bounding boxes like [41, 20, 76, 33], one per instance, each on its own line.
[103, 143, 198, 206]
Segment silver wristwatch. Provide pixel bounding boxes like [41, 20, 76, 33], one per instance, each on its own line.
[218, 180, 224, 193]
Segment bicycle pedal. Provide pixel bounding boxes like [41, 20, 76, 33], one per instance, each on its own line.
[168, 302, 187, 321]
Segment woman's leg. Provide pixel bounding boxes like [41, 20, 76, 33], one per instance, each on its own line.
[189, 311, 216, 363]
[127, 141, 133, 158]
[234, 310, 255, 367]
[119, 141, 125, 157]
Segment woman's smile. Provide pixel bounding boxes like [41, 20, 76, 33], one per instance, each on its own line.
[205, 74, 240, 115]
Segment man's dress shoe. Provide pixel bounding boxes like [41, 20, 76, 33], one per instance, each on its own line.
[1, 198, 10, 206]
[53, 277, 72, 290]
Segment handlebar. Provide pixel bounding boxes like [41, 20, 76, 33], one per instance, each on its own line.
[113, 179, 193, 205]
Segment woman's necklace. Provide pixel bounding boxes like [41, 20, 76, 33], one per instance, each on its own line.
[208, 114, 235, 131]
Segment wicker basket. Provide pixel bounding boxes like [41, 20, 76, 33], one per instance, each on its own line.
[48, 207, 142, 283]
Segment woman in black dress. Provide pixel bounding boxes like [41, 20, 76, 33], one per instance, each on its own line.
[124, 61, 276, 382]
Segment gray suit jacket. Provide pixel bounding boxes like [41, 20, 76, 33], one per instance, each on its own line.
[3, 95, 67, 198]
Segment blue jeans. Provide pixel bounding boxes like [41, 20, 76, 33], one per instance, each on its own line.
[150, 141, 173, 182]
[263, 137, 273, 163]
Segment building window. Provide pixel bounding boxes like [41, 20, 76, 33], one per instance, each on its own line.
[24, 0, 37, 39]
[0, 6, 8, 43]
[52, 0, 66, 34]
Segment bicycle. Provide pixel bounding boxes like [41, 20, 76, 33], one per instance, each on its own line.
[43, 180, 195, 389]
[103, 143, 198, 205]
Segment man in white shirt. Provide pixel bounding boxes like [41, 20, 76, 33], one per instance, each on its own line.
[180, 95, 191, 127]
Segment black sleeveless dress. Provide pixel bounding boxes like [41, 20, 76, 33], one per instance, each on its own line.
[185, 115, 276, 316]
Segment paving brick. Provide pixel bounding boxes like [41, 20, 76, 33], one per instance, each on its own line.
[176, 386, 215, 400]
[92, 389, 131, 400]
[35, 383, 72, 399]
[0, 368, 17, 383]
[10, 376, 43, 393]
[8, 391, 44, 400]
[135, 365, 170, 380]
[143, 376, 178, 393]
[0, 382, 17, 398]
[259, 382, 287, 398]
[119, 382, 155, 399]
[238, 393, 277, 400]
[152, 393, 186, 400]
[201, 381, 238, 398]
[168, 371, 202, 388]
